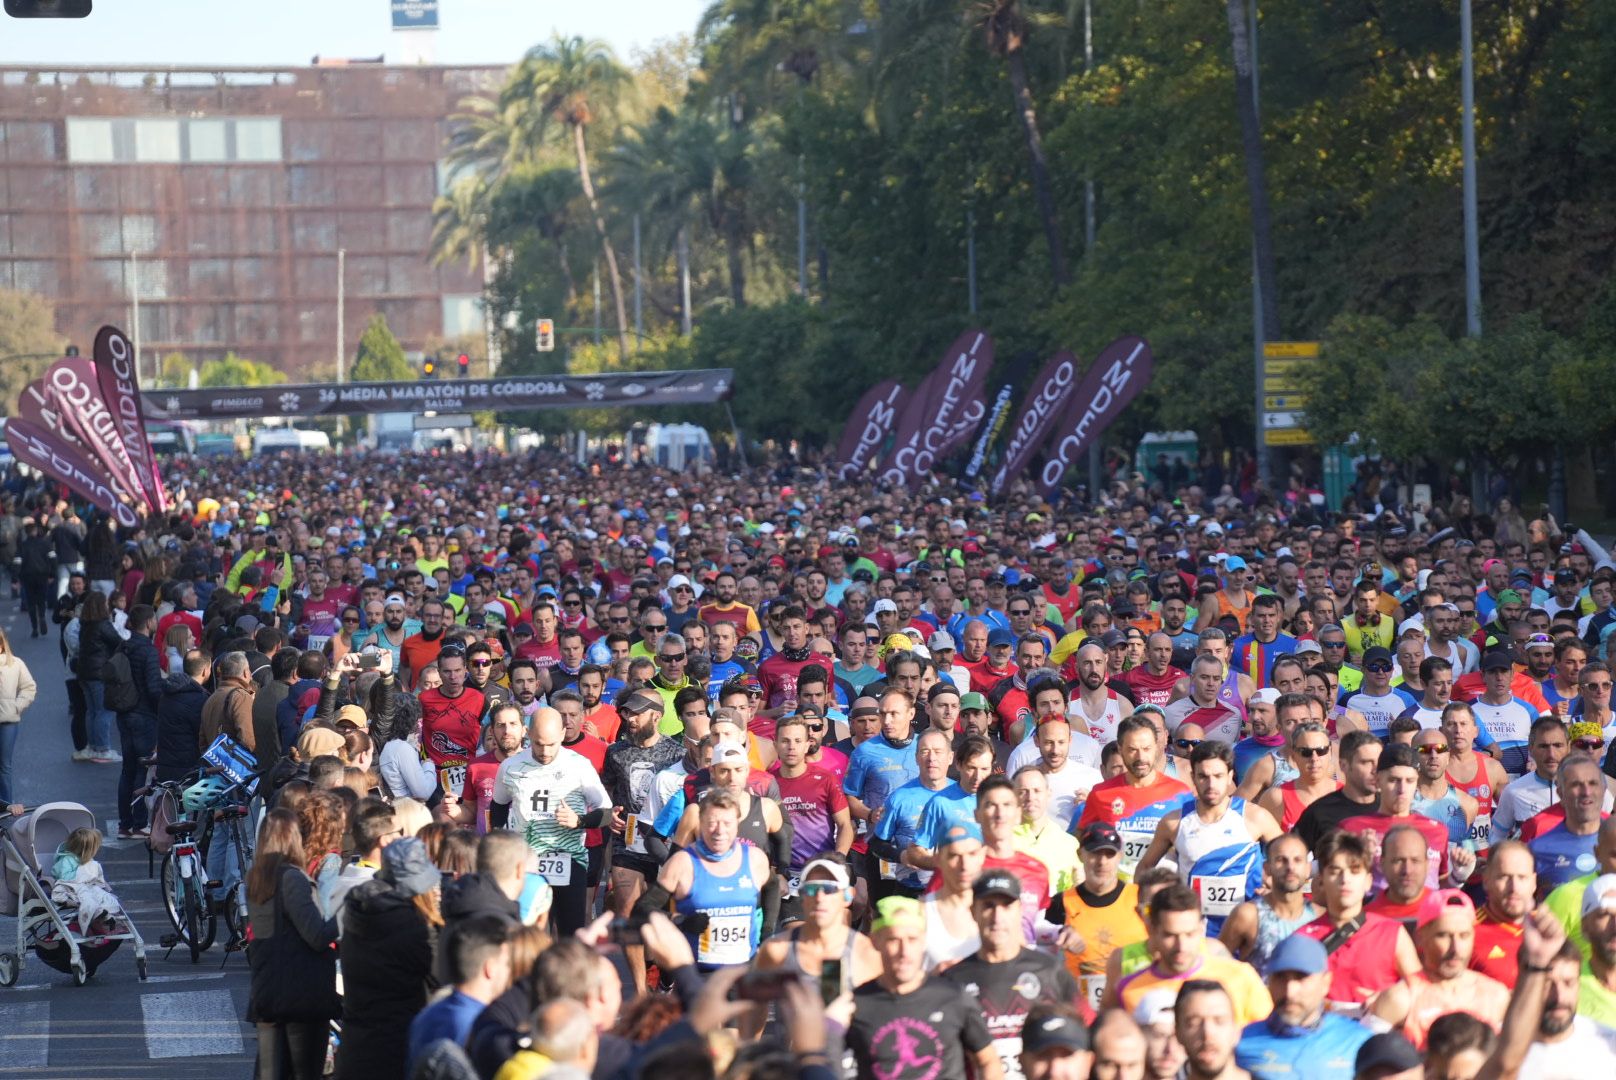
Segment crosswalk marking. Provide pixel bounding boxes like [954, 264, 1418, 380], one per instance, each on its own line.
[140, 990, 244, 1059]
[0, 1000, 50, 1068]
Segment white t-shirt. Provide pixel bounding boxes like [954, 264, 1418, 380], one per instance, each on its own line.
[1519, 1017, 1616, 1076]
[1001, 743, 1103, 827]
[1006, 730, 1102, 778]
[493, 748, 611, 868]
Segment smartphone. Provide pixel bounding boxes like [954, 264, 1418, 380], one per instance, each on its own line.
[730, 969, 802, 1003]
[259, 584, 279, 613]
[818, 958, 843, 1005]
[606, 916, 644, 947]
[358, 646, 381, 671]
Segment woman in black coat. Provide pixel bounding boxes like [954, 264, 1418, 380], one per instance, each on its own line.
[15, 520, 54, 637]
[246, 808, 339, 1080]
[336, 835, 441, 1080]
[75, 589, 124, 762]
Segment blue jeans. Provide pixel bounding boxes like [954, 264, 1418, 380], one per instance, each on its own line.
[0, 722, 17, 804]
[117, 712, 155, 831]
[83, 680, 115, 754]
[206, 815, 243, 903]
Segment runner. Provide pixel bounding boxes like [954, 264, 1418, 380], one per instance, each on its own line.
[1162, 655, 1244, 746]
[1442, 701, 1510, 877]
[648, 787, 770, 970]
[1046, 822, 1142, 1011]
[1137, 740, 1281, 935]
[1064, 642, 1133, 747]
[489, 706, 611, 936]
[419, 644, 488, 799]
[1340, 646, 1416, 738]
[1218, 833, 1319, 975]
[771, 714, 853, 921]
[1294, 831, 1421, 1017]
[1408, 727, 1478, 848]
[1471, 650, 1539, 776]
[1077, 716, 1194, 879]
[444, 700, 526, 834]
[1254, 718, 1337, 832]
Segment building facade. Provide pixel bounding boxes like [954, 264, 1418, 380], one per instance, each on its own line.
[0, 62, 504, 379]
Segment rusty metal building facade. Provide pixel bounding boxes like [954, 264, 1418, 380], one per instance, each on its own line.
[0, 63, 504, 379]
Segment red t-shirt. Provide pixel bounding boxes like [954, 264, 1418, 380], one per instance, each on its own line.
[1471, 912, 1524, 988]
[1337, 811, 1450, 891]
[585, 703, 621, 743]
[516, 636, 562, 671]
[967, 660, 1017, 695]
[924, 848, 1051, 944]
[1366, 885, 1431, 924]
[460, 751, 507, 834]
[1122, 665, 1187, 709]
[419, 685, 488, 770]
[563, 733, 609, 848]
[1297, 911, 1407, 1008]
[400, 631, 445, 689]
[758, 652, 812, 711]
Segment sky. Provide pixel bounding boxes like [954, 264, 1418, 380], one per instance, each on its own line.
[0, 0, 711, 67]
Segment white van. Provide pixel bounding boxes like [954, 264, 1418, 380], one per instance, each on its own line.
[252, 427, 332, 455]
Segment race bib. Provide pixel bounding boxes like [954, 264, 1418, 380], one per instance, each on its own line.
[1469, 814, 1491, 846]
[784, 872, 803, 897]
[1080, 974, 1106, 1011]
[625, 815, 637, 847]
[698, 915, 753, 964]
[1119, 830, 1152, 874]
[440, 764, 467, 794]
[306, 634, 331, 652]
[535, 852, 573, 886]
[879, 858, 897, 881]
[1192, 874, 1246, 918]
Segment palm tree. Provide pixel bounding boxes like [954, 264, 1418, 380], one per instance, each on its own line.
[607, 107, 702, 331]
[502, 37, 634, 355]
[488, 166, 584, 313]
[975, 0, 1070, 287]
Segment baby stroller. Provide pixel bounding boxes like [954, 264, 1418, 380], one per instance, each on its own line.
[0, 803, 148, 986]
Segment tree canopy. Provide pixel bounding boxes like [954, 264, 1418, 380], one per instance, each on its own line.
[351, 314, 415, 383]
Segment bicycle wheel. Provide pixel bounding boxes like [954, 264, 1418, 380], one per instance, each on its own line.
[160, 853, 217, 954]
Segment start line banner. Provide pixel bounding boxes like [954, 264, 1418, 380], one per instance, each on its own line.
[143, 369, 736, 421]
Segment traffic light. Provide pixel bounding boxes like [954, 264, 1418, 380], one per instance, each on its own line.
[536, 318, 555, 352]
[422, 355, 437, 379]
[457, 353, 470, 378]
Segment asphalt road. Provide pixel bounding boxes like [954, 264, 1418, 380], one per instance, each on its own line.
[0, 592, 254, 1079]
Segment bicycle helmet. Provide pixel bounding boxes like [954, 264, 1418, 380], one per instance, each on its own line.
[181, 776, 230, 814]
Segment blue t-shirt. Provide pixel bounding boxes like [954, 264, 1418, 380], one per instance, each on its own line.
[1233, 737, 1285, 784]
[913, 782, 978, 849]
[873, 778, 946, 888]
[1531, 822, 1602, 891]
[407, 990, 487, 1075]
[844, 735, 921, 821]
[1237, 1013, 1372, 1080]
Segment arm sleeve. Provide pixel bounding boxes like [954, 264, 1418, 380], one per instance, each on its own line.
[768, 810, 793, 869]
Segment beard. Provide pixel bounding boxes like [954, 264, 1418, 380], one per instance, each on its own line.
[1540, 1008, 1574, 1037]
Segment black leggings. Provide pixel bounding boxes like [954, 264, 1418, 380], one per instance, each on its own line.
[256, 1020, 328, 1080]
[66, 679, 87, 753]
[21, 576, 49, 634]
[549, 869, 589, 938]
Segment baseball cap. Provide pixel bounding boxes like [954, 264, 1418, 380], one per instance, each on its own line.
[1355, 1032, 1422, 1077]
[872, 598, 898, 614]
[617, 690, 664, 717]
[1294, 639, 1322, 656]
[927, 631, 955, 652]
[987, 627, 1016, 648]
[667, 573, 694, 592]
[1132, 987, 1178, 1027]
[1495, 588, 1524, 606]
[972, 870, 1022, 903]
[1482, 650, 1514, 672]
[1099, 628, 1127, 649]
[1396, 618, 1426, 638]
[1079, 822, 1122, 854]
[801, 857, 852, 889]
[1021, 1011, 1091, 1055]
[1266, 933, 1328, 976]
[1377, 743, 1418, 773]
[1416, 888, 1475, 929]
[711, 741, 748, 765]
[335, 704, 369, 729]
[939, 822, 984, 848]
[871, 896, 924, 933]
[1250, 687, 1281, 707]
[1362, 645, 1394, 666]
[1556, 567, 1578, 583]
[1581, 873, 1616, 917]
[1222, 555, 1248, 571]
[511, 622, 534, 637]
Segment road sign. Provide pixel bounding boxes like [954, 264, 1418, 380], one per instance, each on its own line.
[1263, 341, 1320, 359]
[1264, 395, 1308, 411]
[1263, 411, 1305, 429]
[1265, 427, 1314, 446]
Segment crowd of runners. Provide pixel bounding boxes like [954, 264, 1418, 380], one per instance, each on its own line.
[7, 443, 1616, 1080]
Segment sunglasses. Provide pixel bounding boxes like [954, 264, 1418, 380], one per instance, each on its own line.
[1366, 662, 1393, 673]
[608, 616, 631, 624]
[1294, 745, 1331, 759]
[658, 654, 687, 663]
[342, 616, 360, 624]
[1415, 744, 1449, 756]
[438, 646, 466, 659]
[1174, 738, 1202, 751]
[470, 659, 493, 668]
[800, 881, 843, 899]
[1583, 681, 1613, 691]
[563, 599, 582, 608]
[644, 624, 668, 632]
[1575, 739, 1605, 752]
[1319, 640, 1347, 649]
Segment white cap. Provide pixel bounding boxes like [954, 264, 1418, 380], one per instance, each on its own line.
[1582, 873, 1616, 917]
[927, 631, 955, 652]
[712, 741, 748, 765]
[872, 598, 898, 614]
[1398, 618, 1427, 637]
[1133, 987, 1178, 1026]
[667, 574, 694, 592]
[1250, 687, 1281, 707]
[801, 857, 852, 889]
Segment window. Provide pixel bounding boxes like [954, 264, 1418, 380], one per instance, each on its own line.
[235, 119, 282, 162]
[134, 119, 182, 162]
[66, 119, 116, 162]
[442, 294, 484, 337]
[189, 119, 229, 162]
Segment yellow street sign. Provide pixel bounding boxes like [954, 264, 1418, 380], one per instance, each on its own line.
[1263, 380, 1304, 394]
[1265, 427, 1315, 446]
[1265, 395, 1308, 411]
[1263, 341, 1320, 359]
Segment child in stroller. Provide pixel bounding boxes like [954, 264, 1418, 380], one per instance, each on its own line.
[49, 826, 123, 937]
[0, 802, 147, 985]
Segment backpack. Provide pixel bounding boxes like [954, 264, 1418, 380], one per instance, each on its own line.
[102, 648, 141, 712]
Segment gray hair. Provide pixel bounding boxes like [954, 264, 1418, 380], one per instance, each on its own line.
[531, 998, 597, 1066]
[215, 651, 249, 681]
